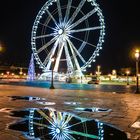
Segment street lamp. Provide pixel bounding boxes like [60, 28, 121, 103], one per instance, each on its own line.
[50, 57, 55, 89]
[96, 65, 101, 76]
[135, 49, 140, 93]
[126, 70, 130, 85]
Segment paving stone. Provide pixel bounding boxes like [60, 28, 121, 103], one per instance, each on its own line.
[0, 84, 140, 139]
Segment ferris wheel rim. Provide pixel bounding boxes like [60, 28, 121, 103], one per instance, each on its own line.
[31, 0, 105, 73]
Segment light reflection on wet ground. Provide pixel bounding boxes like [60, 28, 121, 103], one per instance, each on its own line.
[8, 96, 56, 106]
[8, 96, 46, 101]
[3, 81, 136, 93]
[8, 108, 127, 140]
[75, 107, 112, 113]
[1, 96, 127, 139]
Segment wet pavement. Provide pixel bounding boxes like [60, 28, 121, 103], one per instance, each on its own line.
[0, 84, 140, 139]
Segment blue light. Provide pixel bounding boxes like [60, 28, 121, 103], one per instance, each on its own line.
[27, 54, 35, 81]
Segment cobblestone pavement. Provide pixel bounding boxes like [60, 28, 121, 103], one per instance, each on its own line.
[0, 84, 140, 140]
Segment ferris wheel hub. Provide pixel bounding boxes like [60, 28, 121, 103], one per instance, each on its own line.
[56, 128, 61, 134]
[58, 29, 64, 35]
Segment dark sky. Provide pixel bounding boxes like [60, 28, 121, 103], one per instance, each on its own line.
[0, 0, 140, 74]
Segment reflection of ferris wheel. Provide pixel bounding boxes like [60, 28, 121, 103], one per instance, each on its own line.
[31, 0, 105, 76]
[28, 108, 104, 140]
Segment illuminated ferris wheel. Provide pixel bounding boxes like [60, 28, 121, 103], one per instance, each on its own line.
[31, 0, 105, 77]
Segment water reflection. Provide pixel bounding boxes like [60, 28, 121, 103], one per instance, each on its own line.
[37, 101, 56, 106]
[64, 101, 81, 106]
[9, 96, 46, 101]
[4, 81, 136, 92]
[0, 108, 13, 113]
[75, 107, 112, 113]
[9, 96, 56, 106]
[8, 108, 127, 140]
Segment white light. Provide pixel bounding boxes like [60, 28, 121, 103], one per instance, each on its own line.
[58, 29, 63, 35]
[88, 65, 91, 67]
[51, 58, 55, 62]
[56, 128, 61, 134]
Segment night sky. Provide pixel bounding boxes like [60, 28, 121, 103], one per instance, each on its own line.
[0, 0, 140, 74]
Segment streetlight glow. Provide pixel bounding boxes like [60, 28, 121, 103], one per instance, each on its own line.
[135, 50, 140, 59]
[126, 70, 130, 75]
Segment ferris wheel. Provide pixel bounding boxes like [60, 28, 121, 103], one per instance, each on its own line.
[31, 0, 105, 77]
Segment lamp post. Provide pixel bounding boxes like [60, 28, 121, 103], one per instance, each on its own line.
[135, 49, 139, 93]
[50, 57, 55, 89]
[126, 70, 130, 85]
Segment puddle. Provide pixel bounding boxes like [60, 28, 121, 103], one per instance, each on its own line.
[0, 108, 13, 113]
[75, 107, 112, 113]
[131, 118, 140, 128]
[64, 101, 81, 106]
[8, 108, 127, 140]
[36, 101, 56, 106]
[8, 96, 56, 106]
[112, 92, 125, 94]
[9, 96, 46, 101]
[10, 110, 29, 118]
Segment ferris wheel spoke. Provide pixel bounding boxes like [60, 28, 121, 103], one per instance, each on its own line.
[44, 39, 59, 69]
[36, 109, 55, 127]
[54, 42, 64, 72]
[68, 34, 96, 48]
[39, 22, 57, 31]
[69, 40, 86, 64]
[66, 120, 87, 129]
[63, 133, 76, 140]
[78, 41, 87, 53]
[46, 9, 59, 28]
[43, 52, 52, 66]
[68, 8, 97, 30]
[67, 0, 86, 26]
[64, 42, 74, 73]
[37, 36, 58, 53]
[35, 33, 56, 39]
[68, 26, 102, 34]
[57, 0, 63, 24]
[69, 130, 99, 139]
[33, 122, 49, 128]
[61, 114, 73, 127]
[66, 38, 82, 72]
[64, 0, 72, 24]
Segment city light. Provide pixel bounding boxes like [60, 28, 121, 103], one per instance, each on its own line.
[50, 57, 55, 89]
[135, 49, 140, 60]
[134, 49, 139, 93]
[126, 70, 130, 85]
[0, 42, 6, 53]
[0, 46, 3, 52]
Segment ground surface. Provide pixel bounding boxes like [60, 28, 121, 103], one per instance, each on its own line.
[0, 84, 140, 140]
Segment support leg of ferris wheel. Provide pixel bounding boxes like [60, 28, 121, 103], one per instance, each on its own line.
[39, 40, 59, 80]
[44, 39, 59, 72]
[64, 42, 74, 76]
[54, 41, 64, 72]
[66, 38, 83, 78]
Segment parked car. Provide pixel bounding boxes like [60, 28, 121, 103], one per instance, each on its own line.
[88, 76, 100, 84]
